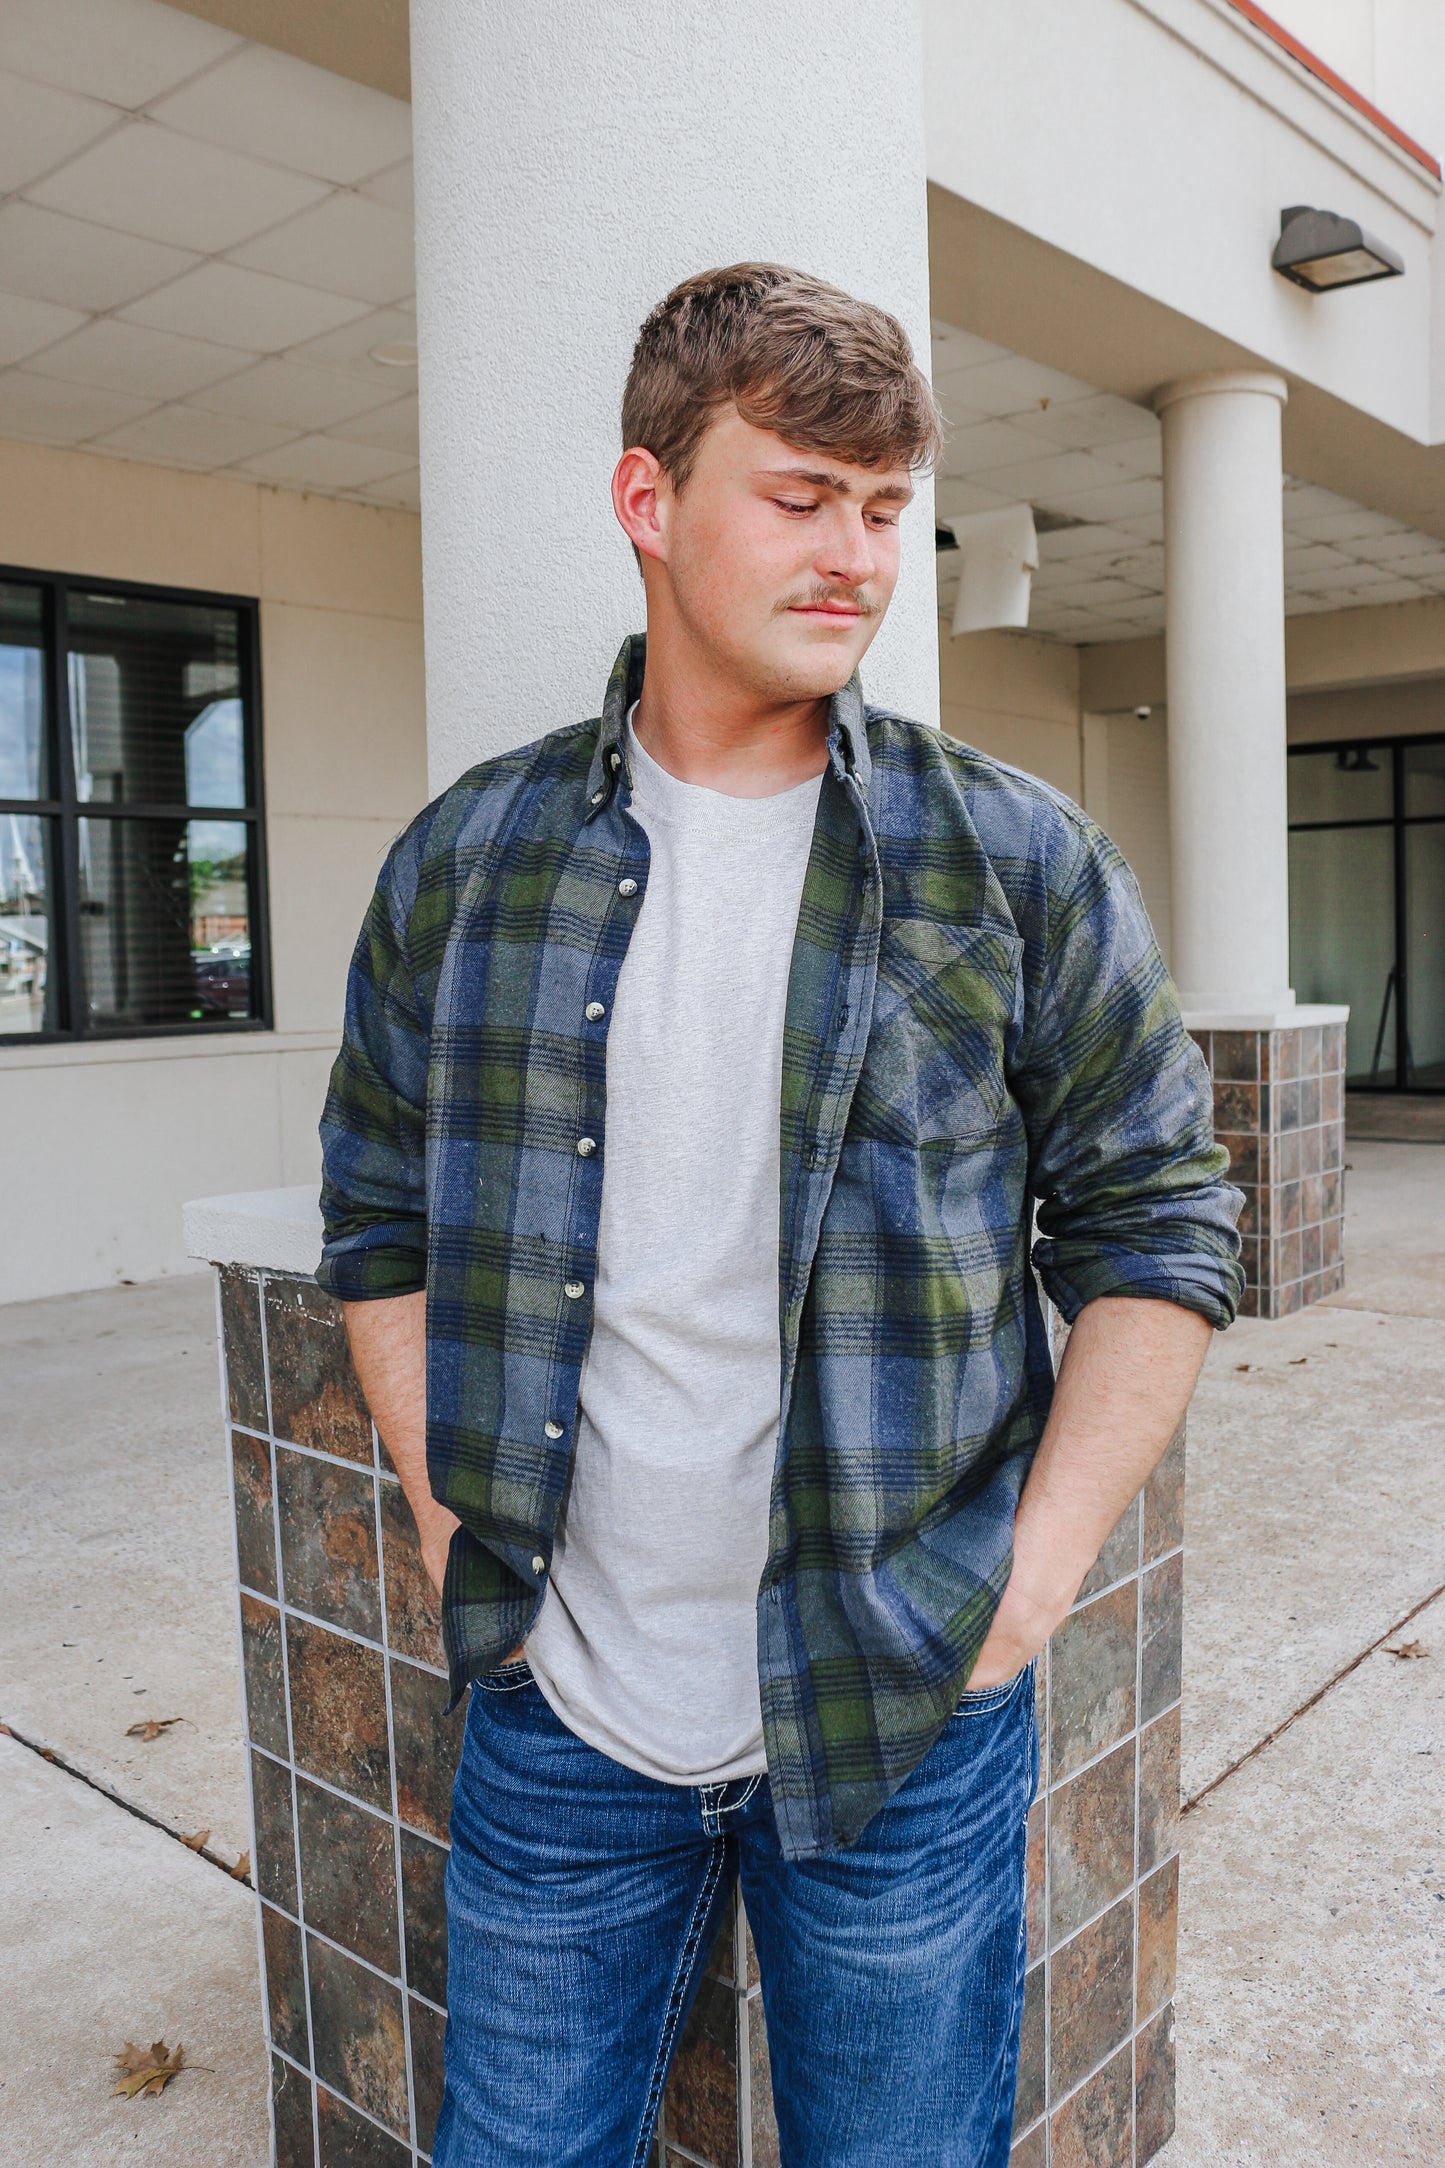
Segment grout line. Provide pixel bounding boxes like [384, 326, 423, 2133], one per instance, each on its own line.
[376, 1430, 422, 2164]
[0, 1719, 252, 1883]
[1182, 1574, 1445, 1815]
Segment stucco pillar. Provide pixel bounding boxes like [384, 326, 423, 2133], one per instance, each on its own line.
[1154, 370, 1293, 1017]
[408, 0, 937, 794]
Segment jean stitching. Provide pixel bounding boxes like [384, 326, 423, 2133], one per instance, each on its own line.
[629, 1838, 727, 2168]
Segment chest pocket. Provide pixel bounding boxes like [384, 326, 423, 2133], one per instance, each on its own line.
[851, 917, 1023, 1146]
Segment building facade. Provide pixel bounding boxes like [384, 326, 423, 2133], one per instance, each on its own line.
[3, 0, 1445, 1310]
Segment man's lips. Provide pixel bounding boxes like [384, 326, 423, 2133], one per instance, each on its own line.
[788, 601, 863, 619]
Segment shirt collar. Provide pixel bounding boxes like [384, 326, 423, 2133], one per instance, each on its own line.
[584, 632, 872, 818]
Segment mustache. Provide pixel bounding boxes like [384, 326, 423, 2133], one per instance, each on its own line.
[773, 582, 883, 618]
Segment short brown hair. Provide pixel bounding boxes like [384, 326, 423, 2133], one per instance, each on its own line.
[621, 262, 943, 490]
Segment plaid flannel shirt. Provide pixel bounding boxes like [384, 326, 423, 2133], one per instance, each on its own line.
[318, 633, 1242, 1860]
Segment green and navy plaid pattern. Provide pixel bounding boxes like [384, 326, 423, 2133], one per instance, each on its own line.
[318, 633, 1241, 1859]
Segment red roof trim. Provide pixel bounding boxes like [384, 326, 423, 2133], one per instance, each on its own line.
[1227, 0, 1441, 179]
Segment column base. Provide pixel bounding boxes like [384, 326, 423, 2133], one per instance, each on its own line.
[1188, 1017, 1348, 1319]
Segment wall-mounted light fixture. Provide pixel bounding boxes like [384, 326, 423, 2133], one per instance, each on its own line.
[941, 505, 1039, 636]
[1272, 205, 1403, 292]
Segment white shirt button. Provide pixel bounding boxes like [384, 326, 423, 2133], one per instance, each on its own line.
[544, 1420, 564, 1440]
[563, 1280, 585, 1300]
[585, 1001, 606, 1021]
[609, 750, 622, 771]
[590, 789, 605, 806]
[532, 1555, 546, 1575]
[618, 877, 638, 897]
[576, 1136, 597, 1157]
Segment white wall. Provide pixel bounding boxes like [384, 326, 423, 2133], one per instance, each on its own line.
[0, 438, 426, 1303]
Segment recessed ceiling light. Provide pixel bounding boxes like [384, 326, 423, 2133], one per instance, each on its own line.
[370, 341, 418, 368]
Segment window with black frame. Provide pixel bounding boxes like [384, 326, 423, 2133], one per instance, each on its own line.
[0, 569, 268, 1042]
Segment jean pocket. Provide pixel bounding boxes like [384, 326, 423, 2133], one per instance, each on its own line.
[475, 1657, 534, 1694]
[951, 1658, 1033, 1718]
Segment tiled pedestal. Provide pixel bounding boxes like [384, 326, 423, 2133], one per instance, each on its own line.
[212, 1256, 1183, 2168]
[1188, 1018, 1347, 1319]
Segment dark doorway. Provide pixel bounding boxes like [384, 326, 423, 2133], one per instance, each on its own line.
[1288, 734, 1445, 1093]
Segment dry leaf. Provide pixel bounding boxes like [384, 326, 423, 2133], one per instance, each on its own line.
[1387, 1640, 1429, 1660]
[231, 1852, 251, 1881]
[113, 2039, 184, 2099]
[1289, 1357, 1308, 1366]
[180, 1829, 210, 1852]
[1235, 1363, 1252, 1372]
[126, 1717, 183, 1743]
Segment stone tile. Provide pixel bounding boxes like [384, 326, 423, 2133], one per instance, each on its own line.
[1217, 1130, 1258, 1186]
[1211, 1031, 1258, 1081]
[747, 1993, 778, 2168]
[1075, 1494, 1138, 1601]
[277, 1448, 382, 1641]
[1275, 1125, 1301, 1181]
[1302, 1222, 1323, 1276]
[409, 1993, 446, 2155]
[1013, 1959, 1046, 2132]
[262, 1900, 309, 2064]
[296, 1774, 399, 1977]
[1276, 1178, 1301, 1233]
[1048, 1582, 1137, 1782]
[220, 1264, 268, 1432]
[1235, 1182, 1259, 1237]
[1300, 1076, 1321, 1127]
[1300, 1171, 1324, 1226]
[1277, 1028, 1302, 1081]
[272, 2051, 314, 2168]
[1322, 1068, 1342, 1122]
[1136, 1854, 1178, 2021]
[1212, 1079, 1258, 1131]
[241, 1591, 289, 1759]
[287, 1615, 392, 1813]
[1134, 2001, 1176, 2162]
[1024, 1796, 1046, 1963]
[265, 1276, 372, 1463]
[1050, 2039, 1133, 2168]
[1143, 1426, 1184, 1563]
[665, 1972, 738, 2166]
[316, 2082, 410, 2167]
[1137, 1706, 1180, 1878]
[233, 1428, 277, 1599]
[1277, 1078, 1303, 1131]
[1009, 2123, 1047, 2168]
[391, 1656, 464, 1843]
[400, 1828, 449, 2006]
[1301, 1026, 1322, 1077]
[1049, 1892, 1133, 2099]
[380, 1480, 445, 1668]
[252, 1747, 297, 1915]
[1049, 1738, 1135, 1945]
[1140, 1553, 1183, 1723]
[1299, 1121, 1323, 1176]
[308, 1935, 410, 2139]
[1322, 1212, 1342, 1267]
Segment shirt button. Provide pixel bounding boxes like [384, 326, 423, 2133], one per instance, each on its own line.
[618, 877, 638, 897]
[563, 1280, 585, 1300]
[544, 1420, 564, 1440]
[590, 789, 605, 806]
[609, 751, 622, 771]
[532, 1555, 546, 1576]
[576, 1136, 597, 1157]
[585, 1001, 606, 1022]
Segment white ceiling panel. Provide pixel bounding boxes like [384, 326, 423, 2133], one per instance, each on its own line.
[26, 316, 251, 400]
[929, 323, 1011, 375]
[328, 394, 417, 455]
[0, 0, 239, 109]
[936, 355, 1097, 419]
[150, 42, 411, 185]
[229, 192, 414, 306]
[120, 261, 371, 352]
[284, 305, 419, 380]
[188, 357, 398, 431]
[359, 159, 413, 212]
[28, 119, 331, 254]
[939, 419, 1050, 475]
[363, 467, 420, 511]
[92, 403, 296, 468]
[972, 449, 1138, 502]
[1015, 391, 1158, 450]
[0, 68, 122, 194]
[1037, 478, 1164, 525]
[1349, 528, 1439, 562]
[0, 288, 87, 366]
[0, 368, 152, 440]
[0, 201, 198, 314]
[236, 433, 415, 489]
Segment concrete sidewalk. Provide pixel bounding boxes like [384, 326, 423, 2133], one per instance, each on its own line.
[1, 1141, 1441, 2164]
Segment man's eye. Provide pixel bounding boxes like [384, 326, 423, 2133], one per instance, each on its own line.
[774, 499, 816, 514]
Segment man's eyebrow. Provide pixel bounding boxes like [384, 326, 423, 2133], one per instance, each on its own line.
[759, 464, 915, 503]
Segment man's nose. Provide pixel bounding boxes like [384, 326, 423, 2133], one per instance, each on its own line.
[817, 514, 875, 588]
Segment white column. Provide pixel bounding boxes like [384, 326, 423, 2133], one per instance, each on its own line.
[409, 0, 937, 793]
[1154, 371, 1293, 1017]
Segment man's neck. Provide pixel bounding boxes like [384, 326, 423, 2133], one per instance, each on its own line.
[631, 620, 831, 800]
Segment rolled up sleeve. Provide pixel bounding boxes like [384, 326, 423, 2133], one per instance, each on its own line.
[1012, 810, 1244, 1329]
[316, 839, 430, 1303]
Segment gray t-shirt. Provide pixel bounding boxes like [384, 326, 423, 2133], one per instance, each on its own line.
[526, 716, 822, 1783]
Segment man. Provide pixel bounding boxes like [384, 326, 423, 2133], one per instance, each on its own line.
[319, 262, 1242, 2167]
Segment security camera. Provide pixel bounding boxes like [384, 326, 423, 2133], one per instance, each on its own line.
[1134, 705, 1152, 720]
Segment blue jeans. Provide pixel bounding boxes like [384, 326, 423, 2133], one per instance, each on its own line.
[434, 1657, 1040, 2168]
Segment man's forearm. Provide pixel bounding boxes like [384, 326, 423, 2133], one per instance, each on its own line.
[968, 1294, 1212, 1685]
[342, 1290, 458, 1595]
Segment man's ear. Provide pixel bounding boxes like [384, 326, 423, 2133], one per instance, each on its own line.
[612, 446, 669, 564]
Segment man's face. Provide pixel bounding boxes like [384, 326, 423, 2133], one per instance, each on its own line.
[624, 408, 912, 702]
